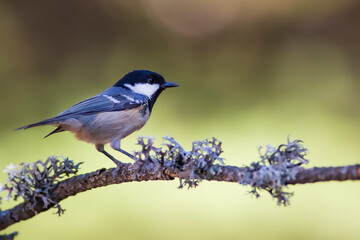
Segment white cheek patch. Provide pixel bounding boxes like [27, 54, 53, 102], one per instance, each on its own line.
[125, 83, 160, 98]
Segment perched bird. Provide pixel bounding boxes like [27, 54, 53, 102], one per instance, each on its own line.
[16, 70, 179, 166]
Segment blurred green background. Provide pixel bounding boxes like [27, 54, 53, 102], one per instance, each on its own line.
[1, 0, 360, 239]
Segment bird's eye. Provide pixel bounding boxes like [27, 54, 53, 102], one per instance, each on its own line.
[148, 77, 155, 84]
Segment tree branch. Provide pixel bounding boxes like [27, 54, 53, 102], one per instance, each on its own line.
[0, 137, 359, 231]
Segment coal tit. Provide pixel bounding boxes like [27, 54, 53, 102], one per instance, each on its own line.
[16, 70, 179, 166]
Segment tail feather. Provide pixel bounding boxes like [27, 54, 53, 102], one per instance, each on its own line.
[44, 126, 65, 138]
[15, 117, 63, 130]
[16, 117, 66, 138]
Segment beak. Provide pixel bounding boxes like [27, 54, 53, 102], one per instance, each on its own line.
[162, 81, 179, 89]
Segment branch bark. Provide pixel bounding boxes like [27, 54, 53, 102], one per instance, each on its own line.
[1, 162, 359, 230]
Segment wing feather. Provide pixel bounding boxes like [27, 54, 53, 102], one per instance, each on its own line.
[58, 94, 148, 118]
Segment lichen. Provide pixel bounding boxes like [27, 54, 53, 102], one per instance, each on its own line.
[0, 157, 82, 215]
[132, 136, 224, 189]
[243, 137, 308, 205]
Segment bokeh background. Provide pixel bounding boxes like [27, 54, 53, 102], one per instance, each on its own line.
[1, 0, 360, 239]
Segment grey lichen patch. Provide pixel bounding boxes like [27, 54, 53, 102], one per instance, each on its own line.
[0, 157, 82, 215]
[132, 136, 225, 189]
[130, 137, 163, 178]
[243, 137, 308, 206]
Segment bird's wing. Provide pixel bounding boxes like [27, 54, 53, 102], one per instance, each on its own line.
[16, 92, 148, 130]
[58, 93, 148, 118]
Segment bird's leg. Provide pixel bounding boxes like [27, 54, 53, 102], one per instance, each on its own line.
[96, 144, 128, 180]
[95, 144, 124, 166]
[110, 138, 135, 160]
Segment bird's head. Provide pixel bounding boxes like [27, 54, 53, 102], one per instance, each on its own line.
[114, 70, 178, 99]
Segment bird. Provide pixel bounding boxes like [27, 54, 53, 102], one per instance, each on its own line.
[16, 70, 179, 166]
